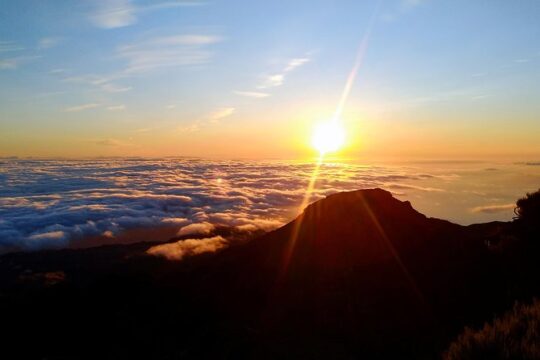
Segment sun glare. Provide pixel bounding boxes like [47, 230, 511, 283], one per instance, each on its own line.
[311, 121, 346, 155]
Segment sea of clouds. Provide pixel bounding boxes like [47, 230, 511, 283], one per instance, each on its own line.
[0, 158, 537, 253]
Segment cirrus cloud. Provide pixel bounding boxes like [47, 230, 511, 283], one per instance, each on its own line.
[118, 33, 222, 73]
[89, 0, 205, 29]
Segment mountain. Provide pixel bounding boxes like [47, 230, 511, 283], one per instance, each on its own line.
[0, 189, 538, 359]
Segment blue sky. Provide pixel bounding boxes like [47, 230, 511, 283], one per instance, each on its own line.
[1, 0, 539, 158]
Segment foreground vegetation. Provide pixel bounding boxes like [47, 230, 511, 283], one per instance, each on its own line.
[445, 299, 540, 360]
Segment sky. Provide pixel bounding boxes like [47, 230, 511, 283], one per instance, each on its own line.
[1, 0, 539, 160]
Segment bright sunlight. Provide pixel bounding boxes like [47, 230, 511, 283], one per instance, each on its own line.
[311, 121, 346, 155]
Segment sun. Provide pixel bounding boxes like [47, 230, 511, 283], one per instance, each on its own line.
[311, 121, 346, 155]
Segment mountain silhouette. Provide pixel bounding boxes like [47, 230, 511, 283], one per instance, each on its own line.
[1, 188, 538, 359]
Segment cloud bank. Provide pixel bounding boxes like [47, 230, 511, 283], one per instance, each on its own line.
[0, 158, 468, 252]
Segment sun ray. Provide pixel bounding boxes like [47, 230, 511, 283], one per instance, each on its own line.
[280, 155, 323, 275]
[354, 191, 427, 305]
[282, 2, 381, 277]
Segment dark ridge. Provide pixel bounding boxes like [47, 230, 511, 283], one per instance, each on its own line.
[1, 188, 539, 359]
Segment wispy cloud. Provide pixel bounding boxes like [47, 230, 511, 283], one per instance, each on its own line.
[101, 83, 132, 93]
[234, 90, 270, 98]
[471, 94, 490, 101]
[0, 41, 24, 53]
[177, 107, 234, 134]
[471, 203, 515, 214]
[381, 0, 425, 22]
[209, 107, 235, 122]
[90, 0, 205, 29]
[64, 103, 100, 112]
[38, 37, 62, 49]
[0, 58, 23, 70]
[117, 34, 221, 73]
[139, 1, 205, 12]
[386, 183, 444, 192]
[64, 75, 109, 85]
[0, 56, 41, 70]
[107, 105, 126, 111]
[284, 57, 310, 72]
[90, 0, 137, 29]
[28, 230, 66, 241]
[177, 123, 200, 133]
[258, 74, 284, 89]
[93, 138, 130, 147]
[63, 74, 131, 93]
[152, 34, 221, 45]
[257, 56, 310, 89]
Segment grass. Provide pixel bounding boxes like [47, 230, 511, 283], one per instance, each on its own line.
[445, 299, 540, 360]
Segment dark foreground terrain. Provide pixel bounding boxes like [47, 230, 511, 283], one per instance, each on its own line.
[1, 188, 540, 359]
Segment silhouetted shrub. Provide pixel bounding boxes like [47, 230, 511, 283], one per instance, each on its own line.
[515, 189, 540, 222]
[513, 189, 540, 245]
[444, 299, 540, 360]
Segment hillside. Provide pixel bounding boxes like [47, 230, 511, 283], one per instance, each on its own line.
[0, 188, 538, 359]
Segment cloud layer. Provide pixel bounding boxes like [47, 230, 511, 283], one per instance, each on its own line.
[2, 159, 532, 253]
[0, 158, 451, 252]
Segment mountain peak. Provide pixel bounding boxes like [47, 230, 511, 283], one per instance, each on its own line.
[303, 188, 417, 219]
[247, 188, 461, 271]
